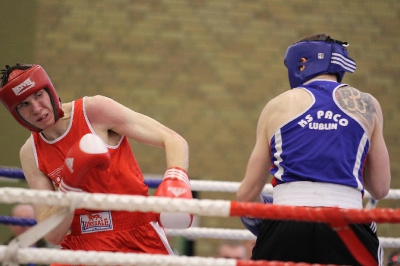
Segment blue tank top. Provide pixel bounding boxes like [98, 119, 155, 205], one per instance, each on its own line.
[270, 80, 369, 193]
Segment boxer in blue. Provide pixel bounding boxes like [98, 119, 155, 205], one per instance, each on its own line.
[237, 33, 391, 265]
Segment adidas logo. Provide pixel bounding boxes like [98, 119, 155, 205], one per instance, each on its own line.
[65, 158, 74, 173]
[167, 187, 187, 197]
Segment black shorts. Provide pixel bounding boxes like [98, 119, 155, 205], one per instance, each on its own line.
[251, 219, 382, 265]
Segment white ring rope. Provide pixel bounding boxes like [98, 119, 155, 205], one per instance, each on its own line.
[0, 187, 231, 217]
[0, 246, 238, 266]
[2, 187, 400, 223]
[1, 168, 400, 266]
[3, 171, 400, 199]
[166, 227, 256, 240]
[1, 186, 400, 265]
[147, 176, 397, 199]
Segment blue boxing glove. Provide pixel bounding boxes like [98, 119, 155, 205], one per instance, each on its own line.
[240, 194, 273, 236]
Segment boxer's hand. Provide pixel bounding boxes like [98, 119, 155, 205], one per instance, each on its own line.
[59, 133, 111, 192]
[240, 194, 273, 236]
[154, 167, 193, 228]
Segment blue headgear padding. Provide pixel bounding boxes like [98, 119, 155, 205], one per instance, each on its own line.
[284, 40, 356, 88]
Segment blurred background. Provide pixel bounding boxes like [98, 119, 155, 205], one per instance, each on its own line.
[0, 0, 399, 259]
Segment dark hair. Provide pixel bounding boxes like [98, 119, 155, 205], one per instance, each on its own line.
[0, 63, 33, 87]
[298, 33, 348, 46]
[299, 33, 330, 42]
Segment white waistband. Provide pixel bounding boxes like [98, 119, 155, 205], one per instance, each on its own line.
[273, 181, 363, 209]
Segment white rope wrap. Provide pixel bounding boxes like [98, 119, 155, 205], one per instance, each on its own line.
[0, 188, 231, 217]
[166, 227, 256, 240]
[378, 237, 400, 248]
[1, 186, 400, 265]
[140, 175, 274, 194]
[0, 246, 237, 266]
[3, 171, 400, 200]
[1, 232, 399, 265]
[1, 235, 398, 265]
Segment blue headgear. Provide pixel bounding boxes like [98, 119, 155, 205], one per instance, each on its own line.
[284, 36, 356, 88]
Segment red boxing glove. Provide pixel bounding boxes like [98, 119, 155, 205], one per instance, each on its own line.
[154, 167, 193, 229]
[59, 133, 111, 193]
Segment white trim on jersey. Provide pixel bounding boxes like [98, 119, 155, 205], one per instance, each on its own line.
[353, 132, 368, 191]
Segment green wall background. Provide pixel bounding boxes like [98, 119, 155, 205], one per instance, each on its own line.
[0, 0, 399, 260]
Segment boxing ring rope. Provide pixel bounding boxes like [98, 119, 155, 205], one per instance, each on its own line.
[2, 187, 400, 224]
[1, 167, 400, 265]
[2, 166, 400, 199]
[3, 215, 400, 248]
[0, 246, 334, 266]
[1, 187, 400, 266]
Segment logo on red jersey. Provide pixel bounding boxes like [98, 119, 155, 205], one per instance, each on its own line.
[65, 158, 74, 173]
[80, 211, 113, 234]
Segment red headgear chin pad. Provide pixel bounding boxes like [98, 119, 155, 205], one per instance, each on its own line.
[0, 65, 64, 131]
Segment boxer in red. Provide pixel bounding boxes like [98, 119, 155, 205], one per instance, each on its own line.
[0, 64, 192, 265]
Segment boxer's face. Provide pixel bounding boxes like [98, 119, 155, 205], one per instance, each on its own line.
[16, 89, 55, 130]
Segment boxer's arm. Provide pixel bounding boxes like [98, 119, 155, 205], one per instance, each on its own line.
[20, 137, 73, 245]
[363, 96, 390, 200]
[237, 104, 271, 203]
[84, 95, 189, 171]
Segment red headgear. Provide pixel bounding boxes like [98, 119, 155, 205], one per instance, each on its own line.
[0, 65, 64, 131]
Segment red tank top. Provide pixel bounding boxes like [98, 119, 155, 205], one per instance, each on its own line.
[31, 97, 149, 198]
